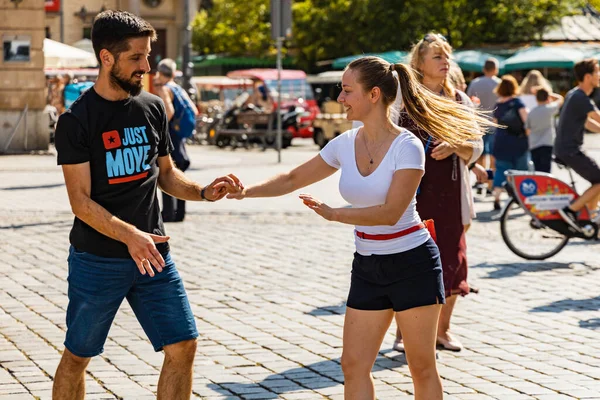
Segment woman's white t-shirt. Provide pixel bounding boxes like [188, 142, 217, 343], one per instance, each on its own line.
[319, 127, 430, 256]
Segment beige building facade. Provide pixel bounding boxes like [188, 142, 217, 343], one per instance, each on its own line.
[45, 0, 198, 69]
[0, 0, 196, 152]
[1, 0, 47, 152]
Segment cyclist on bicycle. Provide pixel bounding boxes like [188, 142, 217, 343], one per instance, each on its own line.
[555, 58, 600, 231]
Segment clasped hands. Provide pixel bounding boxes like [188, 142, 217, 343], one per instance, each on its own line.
[203, 173, 244, 201]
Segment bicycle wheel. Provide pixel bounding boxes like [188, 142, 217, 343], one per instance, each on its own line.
[500, 198, 569, 260]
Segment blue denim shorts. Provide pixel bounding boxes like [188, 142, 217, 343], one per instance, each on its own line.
[65, 246, 198, 357]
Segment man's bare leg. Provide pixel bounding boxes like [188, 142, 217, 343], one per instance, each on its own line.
[568, 184, 600, 212]
[157, 339, 197, 400]
[52, 348, 91, 400]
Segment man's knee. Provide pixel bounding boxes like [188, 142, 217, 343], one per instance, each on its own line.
[163, 339, 197, 364]
[58, 348, 91, 373]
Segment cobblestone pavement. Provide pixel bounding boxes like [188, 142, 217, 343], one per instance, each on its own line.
[1, 137, 600, 399]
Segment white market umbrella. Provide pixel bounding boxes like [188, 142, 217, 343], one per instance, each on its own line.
[43, 38, 98, 68]
[72, 38, 95, 55]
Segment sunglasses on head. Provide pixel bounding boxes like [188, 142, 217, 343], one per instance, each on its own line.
[423, 33, 447, 43]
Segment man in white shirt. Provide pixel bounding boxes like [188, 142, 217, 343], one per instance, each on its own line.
[467, 58, 501, 191]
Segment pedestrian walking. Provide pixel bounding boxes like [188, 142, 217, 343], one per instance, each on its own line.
[393, 33, 485, 353]
[224, 56, 491, 400]
[525, 88, 563, 173]
[467, 57, 502, 190]
[152, 58, 199, 222]
[52, 10, 240, 400]
[492, 75, 529, 210]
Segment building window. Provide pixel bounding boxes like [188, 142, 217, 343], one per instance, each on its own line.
[46, 27, 51, 39]
[83, 27, 92, 40]
[143, 0, 163, 8]
[3, 34, 31, 62]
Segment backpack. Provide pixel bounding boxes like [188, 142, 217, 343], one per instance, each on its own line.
[498, 100, 526, 137]
[168, 83, 196, 139]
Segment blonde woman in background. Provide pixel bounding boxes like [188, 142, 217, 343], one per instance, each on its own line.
[519, 69, 553, 111]
[392, 33, 485, 353]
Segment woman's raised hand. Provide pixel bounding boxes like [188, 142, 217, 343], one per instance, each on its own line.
[299, 193, 336, 221]
[430, 140, 457, 160]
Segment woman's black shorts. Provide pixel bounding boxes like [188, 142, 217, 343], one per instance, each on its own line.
[347, 238, 445, 312]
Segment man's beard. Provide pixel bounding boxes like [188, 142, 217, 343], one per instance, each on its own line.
[110, 62, 144, 97]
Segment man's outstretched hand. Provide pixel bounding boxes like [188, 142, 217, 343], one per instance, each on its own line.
[205, 174, 244, 201]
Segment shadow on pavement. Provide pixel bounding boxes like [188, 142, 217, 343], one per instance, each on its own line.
[580, 318, 600, 330]
[473, 208, 504, 223]
[206, 354, 408, 397]
[306, 302, 346, 316]
[530, 295, 600, 313]
[471, 261, 572, 279]
[0, 183, 64, 191]
[0, 220, 71, 230]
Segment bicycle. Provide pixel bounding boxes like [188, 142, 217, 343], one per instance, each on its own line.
[500, 159, 600, 260]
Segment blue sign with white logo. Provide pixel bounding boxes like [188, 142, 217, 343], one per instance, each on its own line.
[520, 178, 538, 197]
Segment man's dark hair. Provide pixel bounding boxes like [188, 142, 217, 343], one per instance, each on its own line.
[91, 10, 157, 65]
[574, 58, 598, 83]
[483, 58, 499, 73]
[536, 88, 549, 102]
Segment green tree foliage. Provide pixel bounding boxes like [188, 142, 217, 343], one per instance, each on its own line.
[192, 0, 273, 56]
[192, 0, 585, 70]
[294, 0, 584, 69]
[444, 0, 585, 46]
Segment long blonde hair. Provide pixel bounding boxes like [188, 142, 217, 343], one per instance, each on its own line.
[408, 33, 455, 97]
[347, 56, 495, 147]
[520, 70, 552, 95]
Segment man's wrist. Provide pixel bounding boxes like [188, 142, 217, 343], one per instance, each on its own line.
[200, 186, 215, 202]
[118, 223, 138, 244]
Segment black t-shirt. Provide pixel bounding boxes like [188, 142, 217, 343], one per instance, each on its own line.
[555, 87, 598, 156]
[55, 87, 174, 258]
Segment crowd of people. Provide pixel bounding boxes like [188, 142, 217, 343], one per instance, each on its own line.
[50, 9, 600, 400]
[466, 56, 600, 219]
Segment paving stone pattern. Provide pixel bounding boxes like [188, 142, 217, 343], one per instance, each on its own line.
[1, 138, 600, 399]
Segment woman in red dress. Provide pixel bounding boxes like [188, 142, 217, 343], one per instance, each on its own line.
[393, 33, 484, 352]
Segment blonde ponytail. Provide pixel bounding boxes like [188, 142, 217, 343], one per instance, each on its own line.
[393, 63, 495, 147]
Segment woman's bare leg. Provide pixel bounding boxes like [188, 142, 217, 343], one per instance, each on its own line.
[396, 304, 443, 400]
[341, 307, 394, 399]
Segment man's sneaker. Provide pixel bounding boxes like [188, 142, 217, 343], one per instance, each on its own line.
[558, 207, 582, 232]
